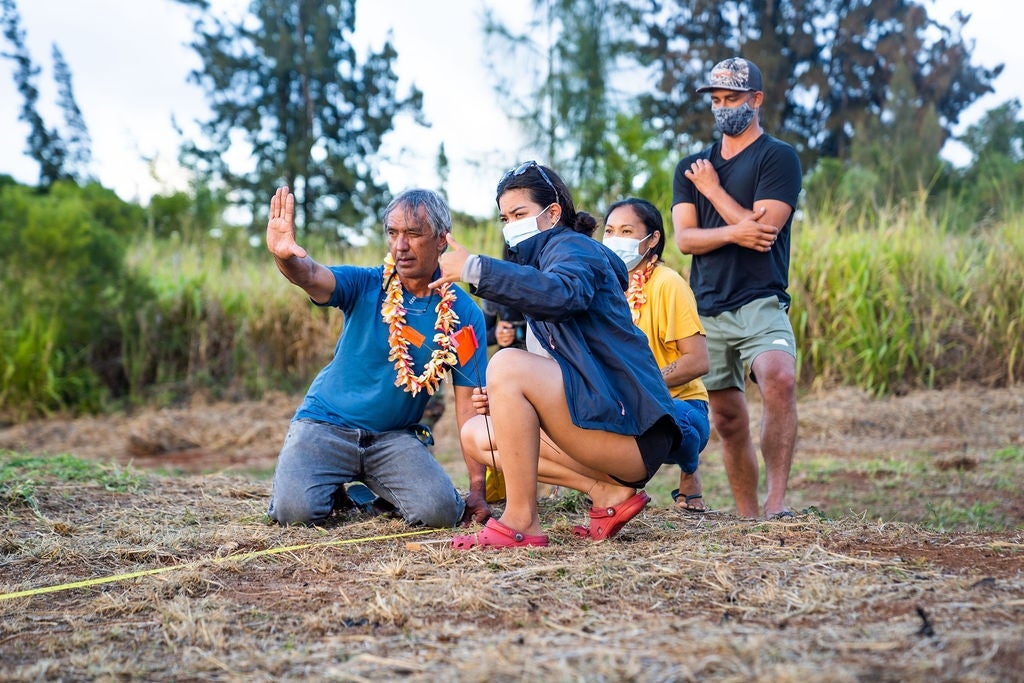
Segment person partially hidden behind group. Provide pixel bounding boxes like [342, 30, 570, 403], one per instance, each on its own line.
[264, 186, 491, 529]
[431, 161, 682, 549]
[602, 198, 711, 512]
[478, 247, 527, 504]
[481, 244, 528, 352]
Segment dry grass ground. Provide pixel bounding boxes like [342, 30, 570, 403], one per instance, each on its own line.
[1, 385, 1022, 681]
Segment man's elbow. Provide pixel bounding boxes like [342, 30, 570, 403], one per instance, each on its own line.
[674, 232, 695, 255]
[676, 237, 703, 256]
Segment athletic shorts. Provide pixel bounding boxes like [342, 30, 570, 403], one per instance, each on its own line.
[701, 295, 796, 391]
[610, 415, 678, 489]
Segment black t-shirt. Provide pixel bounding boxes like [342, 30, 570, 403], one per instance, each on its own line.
[672, 134, 802, 316]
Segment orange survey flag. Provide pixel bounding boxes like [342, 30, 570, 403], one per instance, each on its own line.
[400, 325, 426, 348]
[451, 325, 479, 367]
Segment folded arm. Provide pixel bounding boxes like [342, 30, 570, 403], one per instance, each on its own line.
[673, 199, 790, 256]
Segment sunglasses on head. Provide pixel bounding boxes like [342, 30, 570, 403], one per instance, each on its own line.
[500, 160, 559, 203]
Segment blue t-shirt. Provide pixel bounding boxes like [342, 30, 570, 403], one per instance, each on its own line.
[294, 264, 488, 431]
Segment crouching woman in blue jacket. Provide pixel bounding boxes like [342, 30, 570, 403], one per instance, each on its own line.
[431, 161, 681, 549]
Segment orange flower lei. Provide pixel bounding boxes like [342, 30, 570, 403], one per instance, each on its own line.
[625, 258, 658, 324]
[381, 253, 460, 396]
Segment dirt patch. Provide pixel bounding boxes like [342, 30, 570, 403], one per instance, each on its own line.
[3, 384, 1022, 470]
[1, 385, 1023, 681]
[0, 473, 1021, 681]
[795, 384, 1023, 454]
[2, 384, 1022, 528]
[0, 390, 299, 475]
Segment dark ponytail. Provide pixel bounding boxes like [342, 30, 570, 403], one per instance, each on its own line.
[573, 211, 597, 237]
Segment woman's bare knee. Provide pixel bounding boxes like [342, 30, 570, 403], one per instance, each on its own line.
[461, 415, 498, 466]
[486, 348, 538, 389]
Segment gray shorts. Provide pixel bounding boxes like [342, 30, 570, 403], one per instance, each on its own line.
[701, 295, 796, 391]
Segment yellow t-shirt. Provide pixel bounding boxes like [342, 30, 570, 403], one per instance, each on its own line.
[633, 264, 709, 403]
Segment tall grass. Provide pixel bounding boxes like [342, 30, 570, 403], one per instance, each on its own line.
[789, 202, 1024, 394]
[120, 235, 347, 404]
[2, 208, 1022, 421]
[0, 313, 64, 419]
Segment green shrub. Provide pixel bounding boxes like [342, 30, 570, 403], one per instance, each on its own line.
[0, 183, 152, 418]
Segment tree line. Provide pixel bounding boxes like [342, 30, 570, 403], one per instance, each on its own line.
[1, 0, 1022, 419]
[486, 0, 1020, 225]
[3, 0, 1022, 237]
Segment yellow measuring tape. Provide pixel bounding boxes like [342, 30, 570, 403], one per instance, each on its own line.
[0, 528, 439, 602]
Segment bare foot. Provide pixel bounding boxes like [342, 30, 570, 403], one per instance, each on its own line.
[587, 480, 637, 510]
[673, 470, 706, 512]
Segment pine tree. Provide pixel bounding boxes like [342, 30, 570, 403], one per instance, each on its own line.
[482, 0, 644, 207]
[637, 0, 1000, 172]
[52, 44, 92, 183]
[179, 0, 423, 237]
[1, 0, 67, 187]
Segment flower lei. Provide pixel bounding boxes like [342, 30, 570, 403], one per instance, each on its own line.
[381, 253, 459, 396]
[625, 258, 658, 324]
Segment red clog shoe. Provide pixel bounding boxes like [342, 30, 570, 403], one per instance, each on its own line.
[451, 518, 549, 550]
[572, 491, 651, 541]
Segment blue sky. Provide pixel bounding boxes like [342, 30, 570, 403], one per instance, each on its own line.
[0, 0, 1018, 218]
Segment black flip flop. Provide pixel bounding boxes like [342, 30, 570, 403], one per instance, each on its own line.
[671, 489, 706, 513]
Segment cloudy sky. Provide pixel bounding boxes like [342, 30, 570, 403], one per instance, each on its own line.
[0, 0, 1018, 218]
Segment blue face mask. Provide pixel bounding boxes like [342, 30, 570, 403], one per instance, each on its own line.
[603, 235, 650, 270]
[712, 101, 757, 137]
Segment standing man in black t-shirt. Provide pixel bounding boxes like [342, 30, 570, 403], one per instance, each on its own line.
[671, 57, 802, 520]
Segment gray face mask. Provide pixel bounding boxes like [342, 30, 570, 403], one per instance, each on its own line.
[712, 101, 757, 137]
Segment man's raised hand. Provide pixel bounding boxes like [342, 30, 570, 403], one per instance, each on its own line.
[266, 187, 308, 260]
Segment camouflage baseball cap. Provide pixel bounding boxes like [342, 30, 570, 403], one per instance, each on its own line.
[696, 58, 764, 93]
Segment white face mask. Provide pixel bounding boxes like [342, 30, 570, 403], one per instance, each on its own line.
[502, 206, 551, 247]
[603, 235, 649, 270]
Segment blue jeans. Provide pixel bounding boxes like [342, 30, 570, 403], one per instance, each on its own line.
[268, 418, 465, 527]
[668, 399, 710, 475]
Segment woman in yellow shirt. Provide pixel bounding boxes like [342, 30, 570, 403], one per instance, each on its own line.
[603, 198, 711, 511]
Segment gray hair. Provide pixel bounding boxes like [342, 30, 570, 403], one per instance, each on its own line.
[382, 189, 452, 238]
